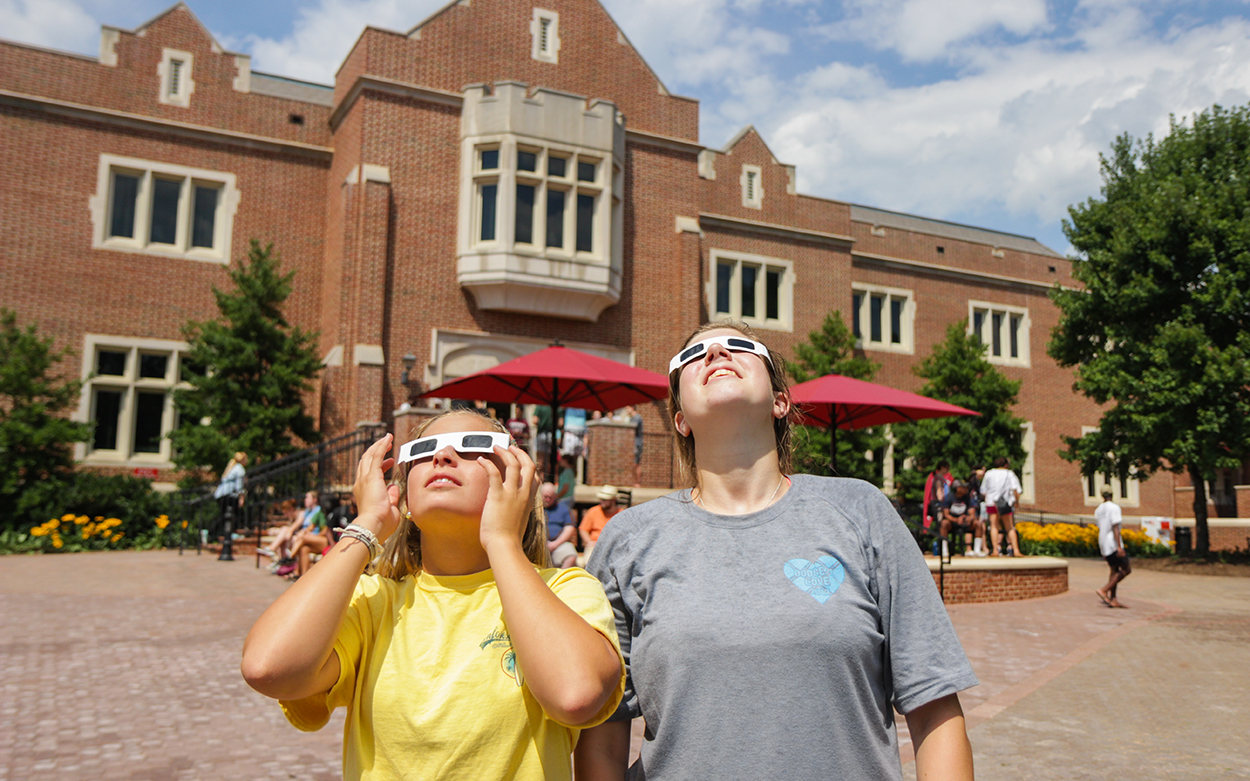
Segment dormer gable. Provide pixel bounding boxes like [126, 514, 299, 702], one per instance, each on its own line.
[334, 0, 699, 140]
[699, 126, 798, 210]
[100, 3, 252, 98]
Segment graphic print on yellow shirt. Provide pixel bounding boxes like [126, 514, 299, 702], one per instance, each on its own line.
[480, 626, 523, 686]
[279, 566, 624, 781]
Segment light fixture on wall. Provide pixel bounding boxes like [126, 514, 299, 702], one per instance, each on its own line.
[399, 353, 421, 406]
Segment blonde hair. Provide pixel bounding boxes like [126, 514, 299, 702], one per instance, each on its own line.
[223, 451, 248, 475]
[376, 409, 551, 580]
[668, 320, 794, 488]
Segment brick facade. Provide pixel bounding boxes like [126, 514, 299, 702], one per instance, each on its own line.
[0, 0, 1182, 513]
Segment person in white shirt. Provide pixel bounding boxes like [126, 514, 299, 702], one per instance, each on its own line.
[1095, 490, 1131, 608]
[980, 457, 1024, 557]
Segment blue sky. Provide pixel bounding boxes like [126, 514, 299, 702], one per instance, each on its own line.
[6, 0, 1250, 254]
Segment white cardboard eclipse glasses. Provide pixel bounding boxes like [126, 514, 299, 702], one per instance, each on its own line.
[397, 432, 513, 464]
[668, 335, 774, 375]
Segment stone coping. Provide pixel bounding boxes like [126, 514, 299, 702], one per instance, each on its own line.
[1171, 518, 1250, 527]
[573, 484, 673, 505]
[924, 555, 1068, 572]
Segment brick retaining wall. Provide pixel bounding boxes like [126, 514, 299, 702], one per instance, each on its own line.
[930, 565, 1069, 604]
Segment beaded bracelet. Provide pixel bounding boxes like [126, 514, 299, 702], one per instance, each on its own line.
[340, 523, 383, 566]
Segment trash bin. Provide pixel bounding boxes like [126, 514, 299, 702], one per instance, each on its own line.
[1175, 525, 1192, 555]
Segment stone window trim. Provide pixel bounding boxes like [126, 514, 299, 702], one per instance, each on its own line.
[465, 137, 607, 260]
[851, 283, 915, 354]
[531, 8, 561, 64]
[75, 334, 190, 469]
[708, 250, 795, 332]
[968, 300, 1030, 367]
[457, 83, 624, 321]
[89, 154, 240, 263]
[1079, 426, 1141, 508]
[158, 48, 195, 107]
[741, 164, 762, 209]
[1020, 421, 1036, 505]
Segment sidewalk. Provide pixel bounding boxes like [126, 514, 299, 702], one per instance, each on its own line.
[1, 552, 1246, 779]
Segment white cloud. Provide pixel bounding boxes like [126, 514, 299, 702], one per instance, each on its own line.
[229, 0, 446, 83]
[0, 0, 98, 54]
[830, 0, 1050, 62]
[738, 9, 1250, 250]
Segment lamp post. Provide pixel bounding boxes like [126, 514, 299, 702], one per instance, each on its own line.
[400, 353, 421, 405]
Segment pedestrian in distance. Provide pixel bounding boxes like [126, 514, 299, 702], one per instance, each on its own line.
[575, 322, 977, 781]
[1096, 489, 1131, 608]
[241, 409, 625, 781]
[981, 456, 1025, 557]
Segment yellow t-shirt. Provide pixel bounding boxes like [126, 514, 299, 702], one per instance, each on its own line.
[280, 566, 625, 781]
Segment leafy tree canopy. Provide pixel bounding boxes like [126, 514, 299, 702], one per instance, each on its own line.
[170, 240, 322, 478]
[786, 311, 885, 484]
[0, 309, 92, 524]
[892, 321, 1027, 504]
[1050, 104, 1250, 552]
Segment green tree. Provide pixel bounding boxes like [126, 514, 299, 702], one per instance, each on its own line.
[786, 311, 885, 483]
[1050, 104, 1250, 553]
[0, 310, 92, 528]
[170, 240, 322, 478]
[892, 321, 1027, 503]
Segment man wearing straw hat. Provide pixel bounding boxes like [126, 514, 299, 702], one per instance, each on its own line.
[579, 485, 622, 556]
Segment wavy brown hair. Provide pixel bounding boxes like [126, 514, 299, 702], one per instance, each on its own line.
[668, 321, 794, 488]
[376, 409, 551, 580]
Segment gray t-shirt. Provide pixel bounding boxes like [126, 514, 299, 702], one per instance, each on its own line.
[586, 474, 978, 781]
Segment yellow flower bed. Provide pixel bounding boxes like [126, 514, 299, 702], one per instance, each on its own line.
[1016, 521, 1170, 557]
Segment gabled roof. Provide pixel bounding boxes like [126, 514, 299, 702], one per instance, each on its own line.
[716, 125, 791, 167]
[108, 2, 243, 58]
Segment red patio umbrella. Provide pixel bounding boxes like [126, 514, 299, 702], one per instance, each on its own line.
[789, 374, 980, 473]
[421, 344, 670, 478]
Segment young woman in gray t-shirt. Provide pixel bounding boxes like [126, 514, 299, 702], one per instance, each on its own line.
[576, 322, 978, 781]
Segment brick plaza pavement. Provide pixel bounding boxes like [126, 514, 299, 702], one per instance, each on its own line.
[1, 551, 1246, 780]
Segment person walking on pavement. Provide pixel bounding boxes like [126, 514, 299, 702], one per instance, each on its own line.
[575, 322, 977, 781]
[1096, 489, 1131, 608]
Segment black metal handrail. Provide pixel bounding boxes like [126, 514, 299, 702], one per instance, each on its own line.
[235, 423, 387, 564]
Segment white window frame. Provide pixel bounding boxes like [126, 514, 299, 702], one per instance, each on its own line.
[968, 300, 1030, 367]
[467, 139, 607, 262]
[1079, 426, 1141, 507]
[709, 250, 794, 331]
[75, 335, 191, 468]
[1020, 421, 1036, 505]
[531, 8, 560, 64]
[741, 164, 762, 209]
[851, 283, 915, 354]
[89, 154, 239, 263]
[157, 48, 194, 107]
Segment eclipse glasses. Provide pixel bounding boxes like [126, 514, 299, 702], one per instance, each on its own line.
[397, 431, 514, 465]
[668, 335, 774, 375]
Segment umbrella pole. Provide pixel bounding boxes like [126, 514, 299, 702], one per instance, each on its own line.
[828, 419, 838, 476]
[549, 378, 560, 483]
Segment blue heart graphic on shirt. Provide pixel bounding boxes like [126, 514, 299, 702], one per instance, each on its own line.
[783, 556, 845, 604]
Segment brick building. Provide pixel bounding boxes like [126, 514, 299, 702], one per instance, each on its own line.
[1, 0, 1219, 519]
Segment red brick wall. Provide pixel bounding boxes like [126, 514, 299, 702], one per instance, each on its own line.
[0, 0, 1169, 516]
[342, 0, 698, 140]
[932, 566, 1068, 604]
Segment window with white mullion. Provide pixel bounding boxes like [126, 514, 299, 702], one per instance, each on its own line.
[81, 339, 187, 464]
[711, 253, 793, 330]
[969, 301, 1030, 366]
[93, 155, 236, 261]
[852, 284, 914, 353]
